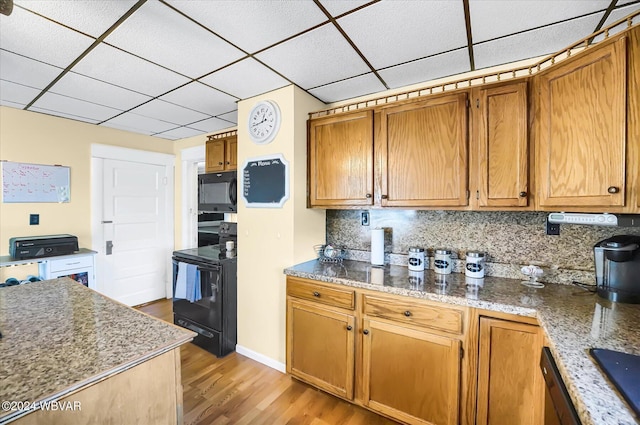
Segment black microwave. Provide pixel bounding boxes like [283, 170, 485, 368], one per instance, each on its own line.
[198, 171, 237, 212]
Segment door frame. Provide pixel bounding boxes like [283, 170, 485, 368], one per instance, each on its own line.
[180, 144, 205, 249]
[91, 144, 175, 299]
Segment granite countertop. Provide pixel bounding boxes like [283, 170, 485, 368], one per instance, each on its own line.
[0, 278, 194, 423]
[284, 259, 640, 425]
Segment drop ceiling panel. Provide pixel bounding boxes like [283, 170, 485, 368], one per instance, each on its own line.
[15, 0, 138, 38]
[166, 0, 327, 53]
[217, 110, 238, 124]
[0, 6, 94, 68]
[603, 4, 640, 28]
[187, 117, 236, 133]
[50, 72, 151, 111]
[308, 72, 385, 103]
[129, 99, 210, 126]
[469, 0, 609, 43]
[71, 44, 190, 97]
[159, 81, 238, 116]
[474, 13, 604, 69]
[0, 50, 62, 89]
[319, 0, 373, 18]
[101, 112, 176, 135]
[379, 48, 471, 89]
[30, 92, 122, 122]
[104, 1, 245, 78]
[256, 24, 369, 89]
[337, 0, 468, 69]
[0, 80, 41, 107]
[29, 107, 100, 124]
[154, 126, 205, 140]
[199, 58, 289, 99]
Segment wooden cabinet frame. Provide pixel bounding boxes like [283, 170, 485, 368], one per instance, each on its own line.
[206, 135, 237, 173]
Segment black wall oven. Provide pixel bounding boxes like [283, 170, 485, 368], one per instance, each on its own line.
[198, 171, 237, 212]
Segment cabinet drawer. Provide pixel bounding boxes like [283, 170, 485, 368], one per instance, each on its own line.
[49, 255, 94, 273]
[287, 278, 355, 310]
[363, 295, 464, 334]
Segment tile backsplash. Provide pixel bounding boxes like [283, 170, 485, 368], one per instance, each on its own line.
[326, 210, 640, 285]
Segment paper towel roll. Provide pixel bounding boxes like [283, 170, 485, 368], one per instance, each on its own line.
[371, 228, 384, 266]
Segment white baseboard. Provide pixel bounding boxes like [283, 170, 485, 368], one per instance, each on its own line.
[235, 345, 286, 373]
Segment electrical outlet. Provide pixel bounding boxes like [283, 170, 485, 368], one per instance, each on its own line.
[546, 218, 560, 235]
[29, 214, 39, 225]
[361, 211, 370, 226]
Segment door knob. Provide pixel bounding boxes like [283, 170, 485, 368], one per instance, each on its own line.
[106, 240, 113, 255]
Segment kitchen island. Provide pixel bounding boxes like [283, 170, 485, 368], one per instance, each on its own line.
[0, 278, 194, 424]
[285, 259, 640, 425]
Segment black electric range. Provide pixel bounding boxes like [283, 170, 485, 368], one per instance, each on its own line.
[590, 348, 640, 417]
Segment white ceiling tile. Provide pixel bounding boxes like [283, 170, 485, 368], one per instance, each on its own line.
[159, 81, 238, 116]
[603, 3, 640, 28]
[166, 0, 328, 53]
[71, 44, 190, 97]
[0, 6, 94, 68]
[28, 106, 100, 124]
[469, 0, 609, 43]
[104, 1, 245, 78]
[101, 112, 176, 135]
[199, 58, 289, 99]
[154, 126, 205, 140]
[319, 0, 373, 18]
[30, 91, 121, 121]
[217, 110, 238, 124]
[129, 99, 209, 126]
[255, 24, 369, 89]
[50, 72, 151, 111]
[0, 80, 40, 106]
[379, 49, 471, 89]
[474, 13, 603, 70]
[308, 73, 385, 103]
[337, 0, 467, 69]
[1, 99, 26, 109]
[15, 0, 138, 38]
[0, 50, 62, 88]
[187, 117, 235, 133]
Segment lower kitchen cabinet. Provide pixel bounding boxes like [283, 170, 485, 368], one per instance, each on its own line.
[362, 319, 461, 425]
[476, 317, 544, 425]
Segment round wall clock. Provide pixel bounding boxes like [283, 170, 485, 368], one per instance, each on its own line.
[247, 100, 281, 145]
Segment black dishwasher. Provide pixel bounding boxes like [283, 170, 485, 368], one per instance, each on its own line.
[540, 347, 581, 425]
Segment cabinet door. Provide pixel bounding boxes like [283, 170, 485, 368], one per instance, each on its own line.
[225, 136, 237, 171]
[537, 37, 627, 208]
[287, 299, 355, 399]
[474, 82, 529, 207]
[380, 93, 468, 207]
[362, 319, 460, 425]
[476, 318, 543, 425]
[308, 111, 374, 207]
[205, 140, 225, 173]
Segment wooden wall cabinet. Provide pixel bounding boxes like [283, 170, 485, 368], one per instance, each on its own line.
[476, 317, 544, 425]
[308, 110, 374, 207]
[535, 37, 627, 210]
[206, 135, 237, 173]
[471, 81, 530, 209]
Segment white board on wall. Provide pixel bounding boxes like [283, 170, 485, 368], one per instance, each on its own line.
[1, 161, 70, 203]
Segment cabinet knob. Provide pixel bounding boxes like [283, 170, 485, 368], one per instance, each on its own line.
[346, 325, 353, 331]
[363, 329, 369, 335]
[226, 161, 230, 165]
[365, 193, 372, 198]
[218, 162, 223, 165]
[312, 291, 320, 297]
[519, 191, 527, 198]
[404, 310, 412, 317]
[381, 195, 388, 200]
[608, 186, 620, 194]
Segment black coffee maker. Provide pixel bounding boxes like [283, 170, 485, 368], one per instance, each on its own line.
[594, 235, 640, 303]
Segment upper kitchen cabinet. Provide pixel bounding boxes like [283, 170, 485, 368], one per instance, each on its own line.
[535, 37, 627, 210]
[378, 93, 469, 207]
[471, 81, 530, 209]
[308, 110, 374, 207]
[206, 134, 237, 173]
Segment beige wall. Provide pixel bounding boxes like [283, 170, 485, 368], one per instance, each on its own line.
[236, 85, 325, 364]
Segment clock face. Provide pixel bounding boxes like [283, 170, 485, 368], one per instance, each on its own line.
[248, 100, 281, 144]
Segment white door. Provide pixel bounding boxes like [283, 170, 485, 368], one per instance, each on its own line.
[100, 159, 168, 306]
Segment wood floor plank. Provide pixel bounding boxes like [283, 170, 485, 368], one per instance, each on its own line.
[137, 299, 398, 425]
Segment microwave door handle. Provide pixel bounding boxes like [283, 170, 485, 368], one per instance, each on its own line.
[229, 178, 237, 206]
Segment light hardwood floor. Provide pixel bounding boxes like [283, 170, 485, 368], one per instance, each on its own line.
[136, 299, 398, 425]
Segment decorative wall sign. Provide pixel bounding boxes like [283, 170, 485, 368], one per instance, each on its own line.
[1, 161, 70, 203]
[240, 154, 289, 208]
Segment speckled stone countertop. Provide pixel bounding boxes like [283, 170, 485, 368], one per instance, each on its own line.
[0, 278, 194, 423]
[284, 259, 640, 425]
